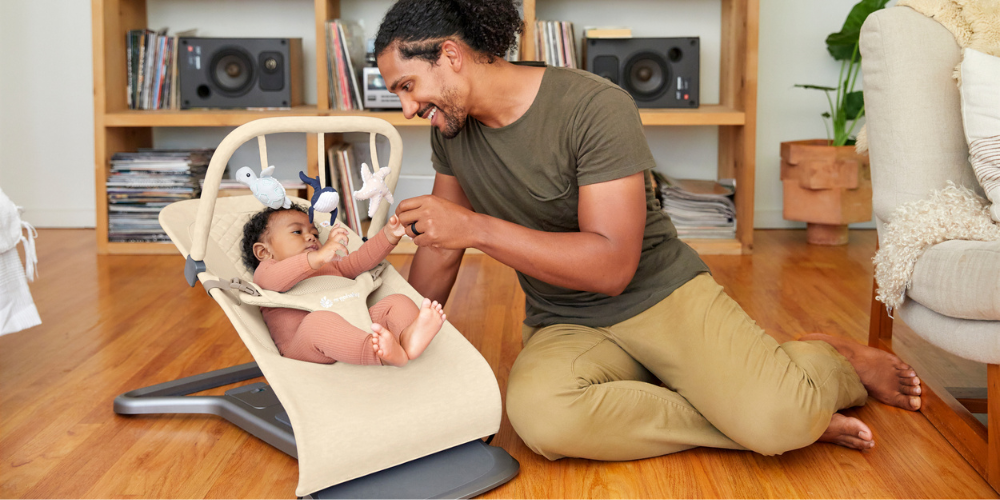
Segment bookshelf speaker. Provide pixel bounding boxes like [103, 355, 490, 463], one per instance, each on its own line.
[178, 37, 303, 109]
[584, 37, 699, 108]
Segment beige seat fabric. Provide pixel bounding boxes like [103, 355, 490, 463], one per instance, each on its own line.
[158, 114, 504, 497]
[161, 195, 502, 496]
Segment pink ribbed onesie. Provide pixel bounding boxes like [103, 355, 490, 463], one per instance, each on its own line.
[253, 230, 418, 365]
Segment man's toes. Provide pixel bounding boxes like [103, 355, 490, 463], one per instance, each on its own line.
[836, 435, 875, 451]
[893, 394, 921, 411]
[902, 385, 921, 396]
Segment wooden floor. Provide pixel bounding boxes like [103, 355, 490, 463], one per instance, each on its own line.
[1, 229, 995, 498]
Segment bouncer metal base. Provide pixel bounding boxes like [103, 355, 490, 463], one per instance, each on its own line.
[114, 363, 519, 498]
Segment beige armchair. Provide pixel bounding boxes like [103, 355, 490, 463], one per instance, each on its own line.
[860, 5, 1000, 491]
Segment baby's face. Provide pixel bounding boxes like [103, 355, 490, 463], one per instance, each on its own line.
[262, 210, 320, 261]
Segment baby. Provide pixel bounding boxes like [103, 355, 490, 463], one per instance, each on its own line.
[241, 204, 444, 367]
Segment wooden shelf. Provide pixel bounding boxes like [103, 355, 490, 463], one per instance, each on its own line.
[101, 106, 739, 128]
[102, 107, 433, 128]
[105, 241, 176, 255]
[93, 0, 757, 254]
[639, 105, 745, 126]
[103, 105, 321, 127]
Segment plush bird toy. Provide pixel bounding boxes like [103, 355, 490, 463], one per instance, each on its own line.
[236, 165, 290, 210]
[298, 171, 340, 226]
[353, 162, 393, 218]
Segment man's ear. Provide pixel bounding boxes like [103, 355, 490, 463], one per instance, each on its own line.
[440, 39, 463, 72]
[253, 241, 271, 262]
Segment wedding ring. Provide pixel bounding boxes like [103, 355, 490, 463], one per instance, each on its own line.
[410, 221, 422, 236]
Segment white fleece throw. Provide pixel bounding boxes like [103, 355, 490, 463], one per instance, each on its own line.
[0, 186, 41, 336]
[874, 182, 1000, 313]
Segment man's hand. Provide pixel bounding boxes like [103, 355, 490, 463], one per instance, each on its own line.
[383, 215, 407, 245]
[308, 225, 350, 269]
[395, 195, 481, 249]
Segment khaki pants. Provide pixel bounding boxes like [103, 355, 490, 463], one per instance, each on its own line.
[506, 273, 868, 461]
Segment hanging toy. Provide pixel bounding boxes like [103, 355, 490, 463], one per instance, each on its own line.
[352, 162, 394, 218]
[298, 171, 340, 227]
[236, 165, 291, 210]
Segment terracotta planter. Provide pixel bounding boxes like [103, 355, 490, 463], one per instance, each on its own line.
[780, 139, 872, 245]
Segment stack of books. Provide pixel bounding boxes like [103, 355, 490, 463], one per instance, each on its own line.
[126, 29, 181, 110]
[534, 21, 578, 68]
[325, 20, 366, 111]
[107, 149, 213, 242]
[652, 171, 737, 239]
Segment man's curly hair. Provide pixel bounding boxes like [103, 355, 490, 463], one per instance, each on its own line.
[375, 0, 523, 64]
[241, 204, 309, 271]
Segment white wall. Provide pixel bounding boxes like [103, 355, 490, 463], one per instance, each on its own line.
[0, 0, 876, 229]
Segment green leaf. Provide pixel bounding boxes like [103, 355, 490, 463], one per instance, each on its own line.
[822, 112, 831, 118]
[795, 84, 837, 91]
[826, 0, 889, 61]
[844, 90, 864, 119]
[825, 31, 860, 61]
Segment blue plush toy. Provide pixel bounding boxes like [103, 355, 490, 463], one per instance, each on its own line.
[298, 171, 340, 226]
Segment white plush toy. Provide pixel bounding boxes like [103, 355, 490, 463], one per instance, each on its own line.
[352, 162, 393, 218]
[237, 165, 291, 210]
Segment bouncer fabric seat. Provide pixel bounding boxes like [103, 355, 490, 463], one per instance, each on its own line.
[119, 117, 514, 498]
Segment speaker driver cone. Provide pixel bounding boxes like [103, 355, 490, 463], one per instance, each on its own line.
[210, 47, 255, 96]
[623, 52, 670, 101]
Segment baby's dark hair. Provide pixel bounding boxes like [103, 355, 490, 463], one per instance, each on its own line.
[241, 204, 309, 271]
[374, 0, 522, 64]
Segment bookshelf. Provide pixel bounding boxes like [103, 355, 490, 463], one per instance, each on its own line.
[92, 0, 757, 256]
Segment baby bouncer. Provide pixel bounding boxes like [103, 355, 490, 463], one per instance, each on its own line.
[113, 117, 518, 498]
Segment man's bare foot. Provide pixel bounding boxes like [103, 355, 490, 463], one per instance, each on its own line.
[800, 333, 922, 411]
[398, 298, 446, 360]
[819, 413, 874, 450]
[371, 324, 407, 367]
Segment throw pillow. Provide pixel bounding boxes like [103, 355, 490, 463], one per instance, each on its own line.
[959, 47, 1000, 222]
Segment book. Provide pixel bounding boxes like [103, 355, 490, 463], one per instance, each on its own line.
[534, 21, 578, 68]
[332, 143, 363, 233]
[338, 20, 366, 110]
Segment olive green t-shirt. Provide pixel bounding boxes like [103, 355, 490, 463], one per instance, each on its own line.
[431, 66, 709, 328]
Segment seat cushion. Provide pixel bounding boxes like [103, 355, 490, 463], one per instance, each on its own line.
[908, 239, 1000, 320]
[898, 297, 1000, 364]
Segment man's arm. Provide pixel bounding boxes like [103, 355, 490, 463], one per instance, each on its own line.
[396, 171, 647, 297]
[405, 173, 472, 305]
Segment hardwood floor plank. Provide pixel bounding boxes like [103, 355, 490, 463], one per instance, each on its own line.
[1, 229, 996, 498]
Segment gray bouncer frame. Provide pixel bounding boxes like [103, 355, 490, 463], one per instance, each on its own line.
[114, 363, 518, 498]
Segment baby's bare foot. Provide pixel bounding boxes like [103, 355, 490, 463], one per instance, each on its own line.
[819, 413, 874, 450]
[801, 333, 922, 411]
[399, 298, 446, 360]
[371, 323, 407, 367]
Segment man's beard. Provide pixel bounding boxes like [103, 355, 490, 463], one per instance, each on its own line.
[430, 88, 467, 139]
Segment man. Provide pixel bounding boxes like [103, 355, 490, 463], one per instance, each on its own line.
[376, 0, 922, 460]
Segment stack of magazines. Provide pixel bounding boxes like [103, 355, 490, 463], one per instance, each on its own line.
[107, 149, 213, 242]
[325, 20, 366, 111]
[534, 21, 578, 68]
[652, 171, 737, 239]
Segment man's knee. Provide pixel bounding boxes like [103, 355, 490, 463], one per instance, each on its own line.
[506, 384, 575, 460]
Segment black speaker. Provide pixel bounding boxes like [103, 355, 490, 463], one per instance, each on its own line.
[584, 37, 699, 108]
[178, 37, 303, 109]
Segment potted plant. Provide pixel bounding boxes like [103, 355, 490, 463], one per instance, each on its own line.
[781, 0, 888, 245]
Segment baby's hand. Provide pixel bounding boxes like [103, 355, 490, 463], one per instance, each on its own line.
[308, 225, 350, 269]
[384, 215, 407, 245]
